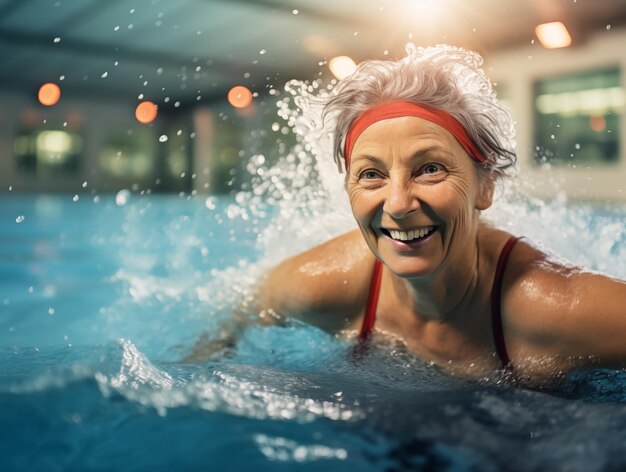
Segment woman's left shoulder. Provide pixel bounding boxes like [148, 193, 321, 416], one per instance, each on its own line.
[497, 233, 626, 368]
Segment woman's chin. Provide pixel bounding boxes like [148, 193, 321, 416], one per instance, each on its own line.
[379, 257, 439, 279]
[376, 243, 442, 279]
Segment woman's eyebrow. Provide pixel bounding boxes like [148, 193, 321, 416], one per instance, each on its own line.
[349, 154, 386, 166]
[351, 143, 453, 165]
[410, 143, 451, 156]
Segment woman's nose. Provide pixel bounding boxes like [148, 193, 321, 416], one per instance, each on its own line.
[383, 181, 419, 219]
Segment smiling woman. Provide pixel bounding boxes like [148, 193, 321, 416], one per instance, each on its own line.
[258, 44, 626, 386]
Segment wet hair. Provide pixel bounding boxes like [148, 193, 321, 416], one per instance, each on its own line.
[323, 44, 517, 181]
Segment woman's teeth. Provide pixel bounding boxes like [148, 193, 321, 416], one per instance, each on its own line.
[388, 226, 435, 241]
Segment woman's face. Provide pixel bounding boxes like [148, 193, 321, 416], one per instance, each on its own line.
[347, 116, 493, 278]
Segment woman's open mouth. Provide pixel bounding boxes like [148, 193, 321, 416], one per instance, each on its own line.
[380, 225, 438, 249]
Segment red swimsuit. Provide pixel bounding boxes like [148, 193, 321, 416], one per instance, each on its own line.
[358, 236, 521, 369]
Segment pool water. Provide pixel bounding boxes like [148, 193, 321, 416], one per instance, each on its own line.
[1, 192, 626, 471]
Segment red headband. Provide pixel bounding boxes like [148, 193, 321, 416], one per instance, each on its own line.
[343, 101, 486, 169]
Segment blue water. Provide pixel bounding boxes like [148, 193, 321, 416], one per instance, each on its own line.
[2, 193, 626, 472]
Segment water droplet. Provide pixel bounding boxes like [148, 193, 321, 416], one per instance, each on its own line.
[82, 181, 88, 188]
[48, 307, 55, 315]
[159, 135, 168, 142]
[114, 25, 120, 31]
[226, 204, 240, 219]
[115, 189, 131, 206]
[205, 197, 217, 210]
[292, 9, 299, 14]
[93, 195, 100, 203]
[259, 49, 266, 55]
[15, 215, 25, 223]
[606, 24, 611, 30]
[575, 143, 581, 150]
[72, 195, 79, 202]
[53, 37, 61, 43]
[101, 71, 108, 78]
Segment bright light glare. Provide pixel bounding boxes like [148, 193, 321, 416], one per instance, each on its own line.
[135, 101, 158, 124]
[407, 0, 446, 18]
[329, 56, 357, 80]
[38, 83, 61, 106]
[535, 22, 572, 49]
[37, 131, 73, 154]
[227, 86, 253, 108]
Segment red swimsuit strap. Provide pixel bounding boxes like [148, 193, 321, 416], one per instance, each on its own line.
[491, 236, 521, 369]
[359, 259, 383, 339]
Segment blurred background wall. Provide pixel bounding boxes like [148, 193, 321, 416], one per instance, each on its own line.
[0, 0, 624, 201]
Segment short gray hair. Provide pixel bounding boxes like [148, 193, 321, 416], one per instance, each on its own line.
[323, 44, 517, 180]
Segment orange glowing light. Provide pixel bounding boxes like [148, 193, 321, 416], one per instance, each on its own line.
[135, 101, 158, 124]
[38, 83, 61, 106]
[227, 86, 253, 108]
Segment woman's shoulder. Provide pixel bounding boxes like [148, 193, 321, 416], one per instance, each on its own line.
[498, 232, 626, 372]
[259, 229, 377, 332]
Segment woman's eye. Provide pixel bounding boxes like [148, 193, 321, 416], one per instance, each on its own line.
[360, 170, 381, 180]
[422, 163, 443, 174]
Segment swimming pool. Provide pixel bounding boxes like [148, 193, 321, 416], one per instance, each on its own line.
[1, 192, 626, 471]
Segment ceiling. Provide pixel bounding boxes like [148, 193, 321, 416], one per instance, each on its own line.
[1, 0, 625, 111]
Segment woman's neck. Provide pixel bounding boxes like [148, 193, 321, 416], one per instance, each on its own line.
[390, 235, 484, 325]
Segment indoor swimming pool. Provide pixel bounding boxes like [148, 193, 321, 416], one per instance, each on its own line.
[1, 190, 625, 471]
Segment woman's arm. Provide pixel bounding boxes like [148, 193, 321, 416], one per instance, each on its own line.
[258, 229, 376, 333]
[504, 249, 626, 373]
[183, 230, 373, 362]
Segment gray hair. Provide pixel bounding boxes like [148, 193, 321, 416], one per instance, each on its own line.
[323, 44, 517, 180]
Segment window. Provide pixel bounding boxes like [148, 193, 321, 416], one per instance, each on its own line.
[14, 128, 82, 175]
[534, 68, 622, 165]
[99, 128, 157, 182]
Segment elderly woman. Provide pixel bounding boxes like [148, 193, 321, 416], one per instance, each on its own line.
[259, 46, 626, 383]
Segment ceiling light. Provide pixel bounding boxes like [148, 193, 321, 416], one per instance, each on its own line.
[135, 101, 158, 124]
[535, 22, 572, 49]
[227, 86, 253, 109]
[329, 56, 357, 80]
[38, 83, 61, 106]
